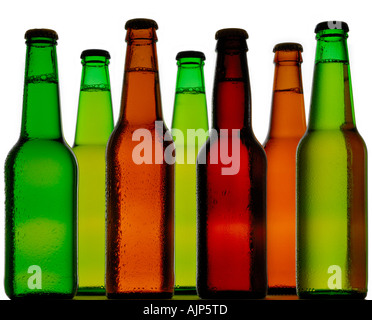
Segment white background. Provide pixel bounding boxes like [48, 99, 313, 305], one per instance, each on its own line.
[0, 0, 370, 300]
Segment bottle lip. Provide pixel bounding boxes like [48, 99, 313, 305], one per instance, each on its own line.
[215, 28, 249, 40]
[25, 28, 58, 41]
[273, 42, 303, 53]
[81, 49, 111, 59]
[125, 18, 158, 30]
[176, 51, 205, 61]
[315, 21, 349, 33]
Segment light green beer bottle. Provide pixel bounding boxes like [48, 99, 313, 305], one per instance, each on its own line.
[4, 29, 78, 299]
[296, 21, 367, 299]
[171, 51, 209, 294]
[73, 49, 114, 295]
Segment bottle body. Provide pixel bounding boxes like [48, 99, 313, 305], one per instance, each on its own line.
[197, 132, 267, 298]
[106, 19, 174, 298]
[196, 29, 267, 299]
[73, 50, 114, 294]
[296, 22, 367, 298]
[264, 43, 306, 294]
[172, 52, 209, 294]
[4, 29, 77, 299]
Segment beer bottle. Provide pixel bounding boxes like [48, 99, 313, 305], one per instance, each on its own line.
[264, 43, 306, 295]
[106, 19, 175, 298]
[196, 29, 267, 299]
[171, 51, 209, 294]
[4, 29, 78, 299]
[296, 21, 367, 298]
[72, 49, 114, 295]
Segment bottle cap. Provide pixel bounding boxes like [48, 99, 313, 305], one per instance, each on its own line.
[273, 42, 303, 53]
[25, 28, 58, 40]
[215, 28, 248, 40]
[315, 21, 349, 33]
[81, 49, 111, 59]
[176, 51, 205, 61]
[125, 18, 158, 30]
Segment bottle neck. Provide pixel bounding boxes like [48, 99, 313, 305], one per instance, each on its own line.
[171, 57, 209, 140]
[212, 44, 251, 131]
[21, 38, 63, 140]
[308, 30, 355, 131]
[120, 27, 163, 126]
[74, 57, 114, 146]
[267, 50, 306, 138]
[175, 57, 205, 93]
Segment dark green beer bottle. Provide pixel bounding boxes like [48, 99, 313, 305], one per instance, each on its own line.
[73, 50, 114, 295]
[296, 21, 367, 299]
[171, 51, 209, 294]
[4, 29, 78, 299]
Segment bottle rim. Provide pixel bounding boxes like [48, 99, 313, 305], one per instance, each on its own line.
[176, 51, 205, 61]
[315, 21, 349, 33]
[25, 28, 58, 40]
[81, 49, 111, 59]
[125, 18, 158, 30]
[215, 28, 249, 40]
[273, 42, 303, 53]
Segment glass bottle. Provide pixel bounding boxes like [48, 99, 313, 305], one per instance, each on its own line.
[171, 51, 209, 294]
[264, 43, 306, 295]
[4, 28, 78, 299]
[196, 28, 267, 299]
[106, 18, 175, 298]
[296, 21, 367, 299]
[72, 49, 114, 295]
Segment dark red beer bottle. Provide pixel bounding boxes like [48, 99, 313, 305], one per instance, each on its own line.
[196, 28, 267, 299]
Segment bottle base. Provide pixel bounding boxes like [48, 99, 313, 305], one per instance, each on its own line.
[77, 286, 106, 296]
[6, 292, 76, 300]
[106, 291, 174, 299]
[197, 289, 267, 299]
[174, 286, 197, 295]
[268, 286, 296, 295]
[298, 289, 366, 300]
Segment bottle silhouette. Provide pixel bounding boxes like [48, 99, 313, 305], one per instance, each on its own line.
[296, 21, 367, 299]
[171, 51, 209, 294]
[4, 29, 78, 299]
[264, 43, 306, 295]
[196, 28, 267, 299]
[106, 19, 175, 299]
[72, 49, 114, 295]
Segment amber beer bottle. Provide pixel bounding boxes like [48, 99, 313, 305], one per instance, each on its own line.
[106, 19, 174, 298]
[196, 29, 267, 299]
[264, 43, 306, 294]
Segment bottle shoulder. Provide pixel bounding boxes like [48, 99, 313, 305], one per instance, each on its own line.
[197, 132, 266, 160]
[5, 138, 77, 169]
[297, 128, 367, 156]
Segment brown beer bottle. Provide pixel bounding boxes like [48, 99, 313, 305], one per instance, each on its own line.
[196, 28, 267, 299]
[263, 43, 306, 294]
[106, 18, 175, 299]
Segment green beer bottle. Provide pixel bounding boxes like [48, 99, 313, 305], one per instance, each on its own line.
[296, 21, 367, 299]
[171, 51, 209, 294]
[4, 29, 78, 299]
[72, 49, 114, 295]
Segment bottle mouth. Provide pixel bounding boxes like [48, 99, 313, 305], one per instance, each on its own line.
[81, 49, 110, 59]
[25, 28, 58, 44]
[176, 51, 205, 61]
[215, 28, 248, 51]
[273, 42, 303, 53]
[125, 18, 158, 30]
[273, 42, 303, 63]
[315, 21, 349, 33]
